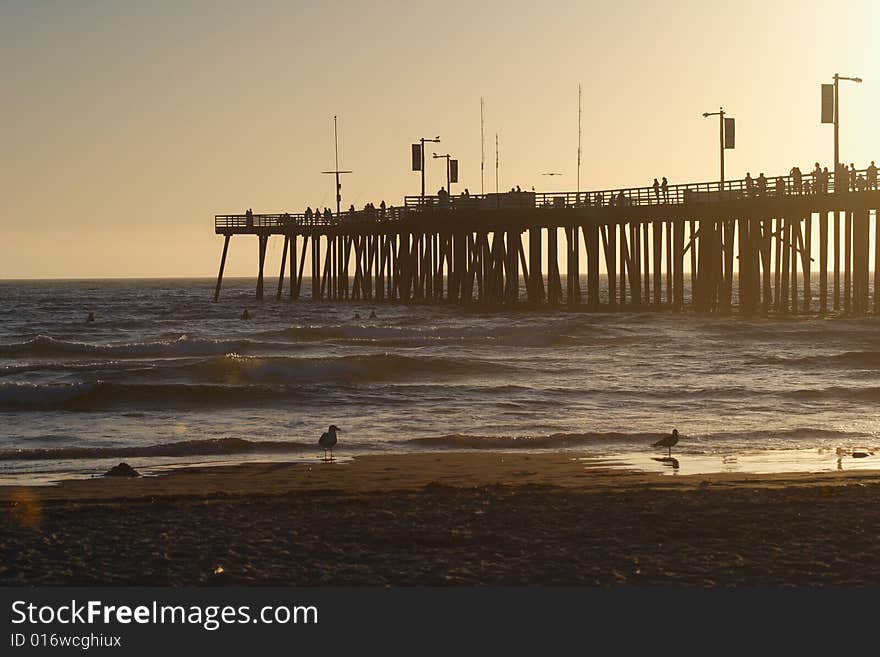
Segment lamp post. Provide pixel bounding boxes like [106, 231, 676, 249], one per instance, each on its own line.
[832, 74, 862, 168]
[419, 136, 441, 203]
[702, 107, 727, 183]
[432, 153, 454, 195]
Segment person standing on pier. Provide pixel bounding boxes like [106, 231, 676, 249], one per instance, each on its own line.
[835, 162, 847, 193]
[757, 173, 767, 197]
[868, 161, 877, 191]
[850, 164, 857, 192]
[305, 206, 313, 222]
[745, 172, 754, 197]
[653, 178, 660, 202]
[661, 177, 669, 203]
[812, 163, 822, 193]
[790, 166, 802, 195]
[776, 176, 786, 197]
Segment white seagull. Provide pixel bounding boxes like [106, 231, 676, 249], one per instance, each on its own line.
[319, 425, 340, 461]
[652, 429, 680, 457]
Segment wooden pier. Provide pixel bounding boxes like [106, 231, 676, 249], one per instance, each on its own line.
[214, 167, 880, 314]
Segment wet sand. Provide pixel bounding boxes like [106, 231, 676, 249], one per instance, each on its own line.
[3, 452, 880, 585]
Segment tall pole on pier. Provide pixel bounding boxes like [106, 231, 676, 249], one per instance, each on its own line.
[577, 84, 582, 197]
[702, 107, 730, 182]
[495, 134, 499, 194]
[321, 116, 352, 215]
[418, 136, 441, 203]
[433, 153, 455, 194]
[830, 74, 863, 168]
[481, 97, 485, 196]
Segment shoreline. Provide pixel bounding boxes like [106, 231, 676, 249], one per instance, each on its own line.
[0, 448, 880, 503]
[4, 452, 880, 586]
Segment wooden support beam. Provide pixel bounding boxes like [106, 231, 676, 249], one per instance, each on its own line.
[601, 225, 617, 306]
[875, 211, 880, 314]
[463, 233, 476, 303]
[854, 209, 870, 313]
[819, 213, 828, 314]
[320, 236, 333, 299]
[289, 234, 297, 300]
[779, 219, 790, 314]
[803, 215, 812, 312]
[619, 223, 628, 306]
[760, 220, 772, 312]
[213, 234, 230, 302]
[584, 223, 600, 308]
[673, 220, 684, 310]
[643, 222, 650, 304]
[566, 226, 580, 306]
[834, 211, 841, 311]
[790, 220, 798, 314]
[518, 240, 529, 300]
[845, 211, 852, 313]
[529, 227, 545, 303]
[666, 221, 672, 305]
[311, 234, 319, 300]
[737, 219, 748, 313]
[722, 221, 735, 312]
[507, 230, 521, 303]
[689, 220, 697, 305]
[774, 218, 782, 308]
[630, 222, 641, 306]
[295, 235, 308, 299]
[547, 228, 561, 305]
[276, 235, 289, 301]
[652, 221, 662, 307]
[256, 234, 268, 301]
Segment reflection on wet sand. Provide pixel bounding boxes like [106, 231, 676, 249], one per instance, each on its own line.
[652, 456, 680, 471]
[616, 448, 880, 476]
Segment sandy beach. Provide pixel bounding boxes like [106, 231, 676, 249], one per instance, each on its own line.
[4, 452, 880, 586]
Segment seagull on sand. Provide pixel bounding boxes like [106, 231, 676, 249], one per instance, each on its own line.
[652, 429, 680, 457]
[319, 425, 340, 461]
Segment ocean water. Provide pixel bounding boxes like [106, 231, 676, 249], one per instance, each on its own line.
[1, 278, 880, 482]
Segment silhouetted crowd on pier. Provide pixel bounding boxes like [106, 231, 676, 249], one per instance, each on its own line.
[738, 161, 876, 198]
[239, 161, 877, 227]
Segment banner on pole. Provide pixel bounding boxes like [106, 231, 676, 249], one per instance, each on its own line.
[450, 160, 458, 183]
[411, 144, 422, 171]
[821, 84, 834, 123]
[724, 118, 735, 149]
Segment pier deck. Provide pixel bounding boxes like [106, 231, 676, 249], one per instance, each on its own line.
[213, 167, 880, 314]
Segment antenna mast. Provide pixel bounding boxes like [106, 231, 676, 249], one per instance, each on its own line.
[577, 84, 582, 196]
[321, 115, 353, 215]
[495, 133, 499, 194]
[481, 97, 485, 196]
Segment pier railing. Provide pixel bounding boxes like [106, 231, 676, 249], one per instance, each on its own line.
[404, 166, 878, 211]
[214, 205, 411, 230]
[215, 165, 878, 231]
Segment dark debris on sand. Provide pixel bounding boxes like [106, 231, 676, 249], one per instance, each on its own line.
[103, 463, 140, 478]
[3, 482, 880, 586]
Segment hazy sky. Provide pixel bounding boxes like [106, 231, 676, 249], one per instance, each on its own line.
[2, 0, 878, 278]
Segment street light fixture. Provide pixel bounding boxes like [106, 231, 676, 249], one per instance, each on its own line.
[702, 107, 731, 183]
[432, 152, 458, 195]
[831, 74, 863, 168]
[418, 136, 441, 203]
